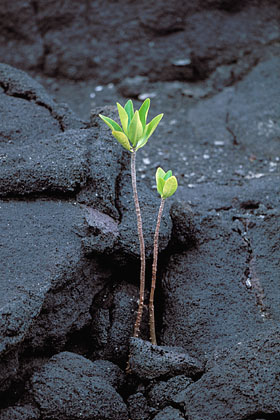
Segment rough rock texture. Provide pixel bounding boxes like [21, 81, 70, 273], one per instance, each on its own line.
[174, 327, 280, 420]
[1, 1, 280, 418]
[153, 406, 185, 420]
[148, 375, 193, 410]
[90, 282, 141, 365]
[0, 199, 109, 391]
[127, 392, 150, 420]
[1, 1, 279, 85]
[0, 404, 40, 420]
[161, 208, 280, 360]
[0, 64, 175, 395]
[129, 338, 204, 380]
[29, 351, 129, 420]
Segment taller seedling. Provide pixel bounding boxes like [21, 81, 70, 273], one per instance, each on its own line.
[99, 99, 163, 337]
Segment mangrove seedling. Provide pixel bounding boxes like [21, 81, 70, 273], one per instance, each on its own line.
[149, 167, 178, 345]
[99, 99, 163, 337]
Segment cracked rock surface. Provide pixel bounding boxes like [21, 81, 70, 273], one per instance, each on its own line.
[1, 1, 280, 419]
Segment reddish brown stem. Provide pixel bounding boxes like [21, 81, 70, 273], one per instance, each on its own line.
[149, 197, 165, 345]
[131, 150, 146, 338]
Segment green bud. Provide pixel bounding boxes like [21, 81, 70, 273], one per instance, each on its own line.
[156, 167, 178, 199]
[128, 110, 144, 147]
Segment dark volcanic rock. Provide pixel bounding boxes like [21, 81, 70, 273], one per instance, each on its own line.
[0, 63, 83, 131]
[127, 392, 150, 420]
[1, 2, 279, 85]
[129, 338, 204, 380]
[174, 327, 280, 420]
[148, 375, 193, 410]
[153, 406, 185, 420]
[0, 404, 40, 420]
[90, 282, 143, 365]
[29, 351, 129, 420]
[89, 359, 126, 391]
[0, 200, 110, 391]
[161, 210, 280, 360]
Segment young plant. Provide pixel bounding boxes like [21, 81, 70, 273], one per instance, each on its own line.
[99, 99, 163, 337]
[149, 167, 178, 345]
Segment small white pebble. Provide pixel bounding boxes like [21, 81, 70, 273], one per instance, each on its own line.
[143, 157, 151, 165]
[90, 92, 96, 98]
[140, 174, 146, 179]
[203, 154, 210, 159]
[95, 85, 103, 92]
[245, 278, 252, 289]
[138, 92, 156, 100]
[188, 184, 195, 188]
[214, 141, 224, 146]
[107, 83, 114, 89]
[169, 119, 177, 125]
[269, 161, 277, 167]
[217, 169, 222, 173]
[172, 58, 191, 66]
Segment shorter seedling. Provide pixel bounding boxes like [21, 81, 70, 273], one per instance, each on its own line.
[149, 168, 178, 345]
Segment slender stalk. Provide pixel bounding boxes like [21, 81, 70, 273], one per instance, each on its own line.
[131, 149, 146, 338]
[149, 197, 165, 345]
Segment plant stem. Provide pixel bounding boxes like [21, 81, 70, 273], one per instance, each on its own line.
[131, 149, 146, 338]
[149, 197, 165, 345]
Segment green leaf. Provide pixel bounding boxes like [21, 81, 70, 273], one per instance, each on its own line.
[99, 114, 122, 132]
[164, 170, 172, 181]
[128, 110, 144, 147]
[156, 168, 166, 196]
[157, 178, 165, 196]
[144, 113, 163, 141]
[112, 130, 131, 151]
[156, 167, 165, 184]
[117, 103, 129, 135]
[135, 136, 148, 151]
[139, 98, 150, 128]
[124, 100, 134, 126]
[162, 176, 178, 199]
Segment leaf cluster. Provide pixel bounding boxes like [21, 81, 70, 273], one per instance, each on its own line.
[99, 99, 163, 151]
[156, 167, 178, 199]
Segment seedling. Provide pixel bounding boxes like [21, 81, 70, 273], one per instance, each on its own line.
[99, 99, 163, 338]
[149, 168, 178, 345]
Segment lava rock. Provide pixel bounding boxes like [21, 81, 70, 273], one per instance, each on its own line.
[174, 327, 280, 420]
[0, 404, 40, 420]
[29, 351, 129, 420]
[118, 76, 150, 98]
[0, 200, 110, 391]
[148, 375, 192, 409]
[227, 57, 280, 158]
[89, 359, 126, 391]
[161, 212, 279, 360]
[153, 406, 185, 420]
[169, 201, 197, 250]
[0, 63, 84, 130]
[90, 282, 146, 365]
[129, 338, 204, 380]
[127, 392, 150, 420]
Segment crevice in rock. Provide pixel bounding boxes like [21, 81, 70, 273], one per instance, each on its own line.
[232, 216, 271, 319]
[226, 110, 238, 145]
[0, 82, 65, 132]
